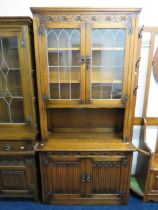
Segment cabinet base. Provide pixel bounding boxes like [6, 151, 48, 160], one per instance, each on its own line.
[0, 154, 38, 202]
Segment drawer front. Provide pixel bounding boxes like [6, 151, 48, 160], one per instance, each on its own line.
[0, 141, 34, 152]
[0, 156, 35, 196]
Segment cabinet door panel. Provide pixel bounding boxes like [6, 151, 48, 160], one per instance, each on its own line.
[0, 36, 24, 123]
[86, 23, 131, 106]
[85, 156, 129, 199]
[0, 31, 35, 130]
[0, 159, 34, 196]
[148, 171, 158, 194]
[43, 23, 85, 105]
[41, 155, 86, 202]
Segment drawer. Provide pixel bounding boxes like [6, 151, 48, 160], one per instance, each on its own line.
[0, 141, 34, 152]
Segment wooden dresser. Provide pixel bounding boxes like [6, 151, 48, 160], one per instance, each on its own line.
[0, 17, 38, 201]
[31, 7, 141, 204]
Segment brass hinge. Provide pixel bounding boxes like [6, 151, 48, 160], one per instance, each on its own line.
[43, 159, 49, 166]
[43, 95, 49, 102]
[47, 191, 53, 201]
[122, 94, 128, 106]
[122, 159, 128, 167]
[26, 159, 33, 167]
[136, 57, 141, 69]
[138, 25, 144, 38]
[25, 116, 33, 125]
[133, 85, 138, 96]
[21, 26, 26, 48]
[119, 191, 125, 197]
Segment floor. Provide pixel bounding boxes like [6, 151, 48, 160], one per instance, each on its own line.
[0, 194, 158, 210]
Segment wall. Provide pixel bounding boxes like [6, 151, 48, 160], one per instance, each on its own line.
[0, 0, 158, 26]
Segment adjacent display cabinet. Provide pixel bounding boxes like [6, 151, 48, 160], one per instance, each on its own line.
[31, 8, 141, 204]
[0, 17, 38, 200]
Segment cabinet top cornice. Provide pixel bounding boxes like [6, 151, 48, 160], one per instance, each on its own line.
[0, 17, 32, 25]
[30, 7, 141, 14]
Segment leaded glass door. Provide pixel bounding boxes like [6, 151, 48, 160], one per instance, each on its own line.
[45, 23, 85, 105]
[86, 24, 131, 107]
[0, 32, 33, 129]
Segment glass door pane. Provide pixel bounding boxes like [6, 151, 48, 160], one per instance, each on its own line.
[0, 37, 24, 123]
[47, 29, 81, 100]
[91, 29, 126, 100]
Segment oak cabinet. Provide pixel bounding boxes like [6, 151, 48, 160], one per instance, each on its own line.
[31, 7, 141, 204]
[0, 17, 38, 200]
[0, 155, 37, 200]
[40, 152, 132, 204]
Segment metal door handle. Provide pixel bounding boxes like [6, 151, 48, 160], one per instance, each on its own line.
[86, 175, 91, 182]
[80, 56, 85, 63]
[80, 175, 86, 182]
[86, 56, 91, 69]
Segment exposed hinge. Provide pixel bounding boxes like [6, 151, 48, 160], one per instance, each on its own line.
[122, 159, 128, 167]
[133, 85, 138, 96]
[135, 57, 141, 69]
[43, 159, 49, 166]
[47, 191, 53, 201]
[43, 95, 49, 102]
[119, 191, 125, 197]
[25, 116, 33, 125]
[127, 15, 133, 34]
[38, 15, 44, 36]
[138, 25, 144, 38]
[122, 94, 128, 106]
[25, 159, 33, 167]
[21, 26, 26, 48]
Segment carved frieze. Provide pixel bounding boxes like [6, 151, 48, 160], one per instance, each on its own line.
[93, 159, 128, 167]
[44, 14, 130, 23]
[0, 159, 24, 166]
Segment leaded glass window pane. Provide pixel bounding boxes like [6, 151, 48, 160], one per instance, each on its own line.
[91, 29, 126, 100]
[0, 37, 24, 123]
[47, 28, 81, 100]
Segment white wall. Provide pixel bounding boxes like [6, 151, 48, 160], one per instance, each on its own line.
[0, 0, 158, 26]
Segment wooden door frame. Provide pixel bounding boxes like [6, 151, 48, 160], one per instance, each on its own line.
[40, 154, 86, 202]
[0, 29, 35, 134]
[85, 22, 131, 108]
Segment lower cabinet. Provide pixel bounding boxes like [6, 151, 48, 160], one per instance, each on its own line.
[0, 155, 38, 201]
[40, 152, 132, 204]
[145, 171, 158, 202]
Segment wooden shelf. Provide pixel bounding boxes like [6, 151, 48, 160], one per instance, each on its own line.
[49, 80, 121, 84]
[49, 80, 80, 84]
[46, 100, 125, 109]
[48, 47, 123, 52]
[48, 48, 80, 51]
[37, 133, 135, 152]
[92, 47, 124, 51]
[92, 80, 122, 84]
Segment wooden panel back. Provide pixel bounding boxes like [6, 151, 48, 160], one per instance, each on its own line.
[47, 108, 124, 133]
